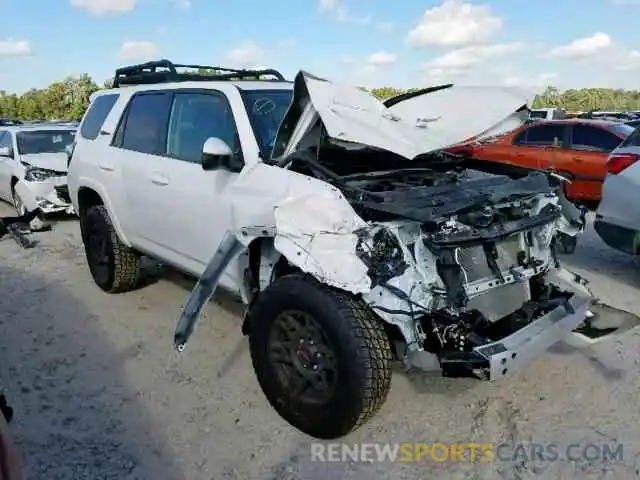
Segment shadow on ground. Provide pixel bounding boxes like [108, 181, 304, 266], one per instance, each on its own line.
[0, 264, 184, 480]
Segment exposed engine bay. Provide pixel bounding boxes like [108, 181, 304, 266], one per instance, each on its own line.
[270, 139, 590, 379]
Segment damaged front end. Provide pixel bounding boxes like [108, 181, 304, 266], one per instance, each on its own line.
[174, 71, 636, 382]
[346, 184, 592, 380]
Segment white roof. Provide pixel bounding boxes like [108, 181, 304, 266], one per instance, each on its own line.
[2, 124, 77, 133]
[94, 80, 292, 98]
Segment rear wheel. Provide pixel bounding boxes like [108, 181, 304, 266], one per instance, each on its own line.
[81, 205, 141, 293]
[248, 274, 393, 439]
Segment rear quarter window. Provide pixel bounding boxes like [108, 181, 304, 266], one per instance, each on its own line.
[80, 93, 120, 140]
[618, 126, 640, 148]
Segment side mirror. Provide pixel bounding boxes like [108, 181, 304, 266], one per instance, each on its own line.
[0, 146, 13, 158]
[201, 137, 243, 172]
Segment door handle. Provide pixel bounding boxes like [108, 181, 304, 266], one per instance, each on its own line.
[572, 157, 584, 162]
[150, 173, 169, 186]
[98, 164, 115, 171]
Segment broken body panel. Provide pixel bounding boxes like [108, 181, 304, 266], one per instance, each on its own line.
[174, 71, 635, 380]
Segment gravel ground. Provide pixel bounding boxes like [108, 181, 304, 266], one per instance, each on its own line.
[1, 202, 640, 480]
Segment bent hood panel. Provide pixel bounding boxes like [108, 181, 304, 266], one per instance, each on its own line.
[272, 71, 534, 161]
[19, 153, 69, 173]
[385, 85, 533, 147]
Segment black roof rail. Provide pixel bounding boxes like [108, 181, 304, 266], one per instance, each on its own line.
[112, 59, 288, 87]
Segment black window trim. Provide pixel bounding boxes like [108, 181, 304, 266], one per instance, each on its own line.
[566, 123, 622, 153]
[513, 123, 567, 148]
[80, 93, 120, 141]
[111, 90, 171, 155]
[111, 88, 244, 166]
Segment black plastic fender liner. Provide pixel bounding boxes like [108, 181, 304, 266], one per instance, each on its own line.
[173, 231, 245, 351]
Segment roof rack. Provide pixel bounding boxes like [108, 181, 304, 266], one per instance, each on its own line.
[112, 59, 287, 87]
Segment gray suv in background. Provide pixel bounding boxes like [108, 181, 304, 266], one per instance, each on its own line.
[595, 126, 640, 255]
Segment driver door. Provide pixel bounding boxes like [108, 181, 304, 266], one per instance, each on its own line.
[155, 89, 245, 285]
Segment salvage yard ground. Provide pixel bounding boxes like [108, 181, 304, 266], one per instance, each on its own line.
[1, 202, 640, 480]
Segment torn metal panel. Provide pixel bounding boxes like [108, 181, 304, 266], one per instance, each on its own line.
[273, 193, 370, 293]
[174, 231, 245, 351]
[228, 162, 372, 293]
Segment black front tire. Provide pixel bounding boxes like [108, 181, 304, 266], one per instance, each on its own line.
[81, 205, 141, 293]
[248, 273, 393, 439]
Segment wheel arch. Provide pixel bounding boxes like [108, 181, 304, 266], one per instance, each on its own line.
[240, 237, 402, 354]
[241, 237, 300, 335]
[76, 183, 132, 247]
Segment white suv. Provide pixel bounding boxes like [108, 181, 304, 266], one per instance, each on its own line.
[68, 60, 631, 440]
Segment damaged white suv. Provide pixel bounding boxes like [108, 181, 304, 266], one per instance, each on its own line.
[68, 61, 632, 440]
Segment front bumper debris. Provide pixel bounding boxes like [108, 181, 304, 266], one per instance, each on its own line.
[473, 294, 591, 380]
[0, 210, 44, 249]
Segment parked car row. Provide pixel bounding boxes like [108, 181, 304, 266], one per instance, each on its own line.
[1, 60, 638, 440]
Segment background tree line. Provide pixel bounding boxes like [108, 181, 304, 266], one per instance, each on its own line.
[2, 73, 640, 121]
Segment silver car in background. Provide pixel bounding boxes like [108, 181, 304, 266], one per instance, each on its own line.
[595, 126, 640, 255]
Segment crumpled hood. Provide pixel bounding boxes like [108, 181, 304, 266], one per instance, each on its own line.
[19, 153, 68, 173]
[271, 71, 534, 161]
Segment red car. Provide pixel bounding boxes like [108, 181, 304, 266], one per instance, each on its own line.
[449, 119, 636, 204]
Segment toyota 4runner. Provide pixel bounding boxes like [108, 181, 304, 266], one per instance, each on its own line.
[68, 60, 636, 440]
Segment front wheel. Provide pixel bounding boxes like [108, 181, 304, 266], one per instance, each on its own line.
[248, 274, 393, 439]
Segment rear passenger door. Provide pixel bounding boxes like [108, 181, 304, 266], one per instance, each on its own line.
[510, 123, 567, 170]
[110, 91, 174, 257]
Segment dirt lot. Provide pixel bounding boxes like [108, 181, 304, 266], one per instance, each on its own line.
[1, 202, 640, 480]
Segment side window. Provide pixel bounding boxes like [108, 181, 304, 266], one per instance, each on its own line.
[120, 93, 172, 155]
[166, 92, 240, 164]
[80, 94, 119, 140]
[570, 125, 622, 152]
[513, 129, 527, 144]
[619, 126, 640, 148]
[518, 124, 564, 146]
[0, 132, 13, 149]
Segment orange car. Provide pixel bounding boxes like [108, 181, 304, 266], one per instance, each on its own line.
[449, 119, 636, 204]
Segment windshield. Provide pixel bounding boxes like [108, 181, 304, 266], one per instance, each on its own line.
[17, 130, 75, 155]
[610, 123, 635, 137]
[240, 89, 293, 157]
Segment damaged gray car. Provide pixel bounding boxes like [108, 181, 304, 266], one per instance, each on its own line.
[174, 72, 636, 440]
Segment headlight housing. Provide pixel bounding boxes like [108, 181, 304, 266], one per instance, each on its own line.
[24, 167, 58, 182]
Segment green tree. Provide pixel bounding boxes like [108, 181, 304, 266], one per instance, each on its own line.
[2, 73, 640, 121]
